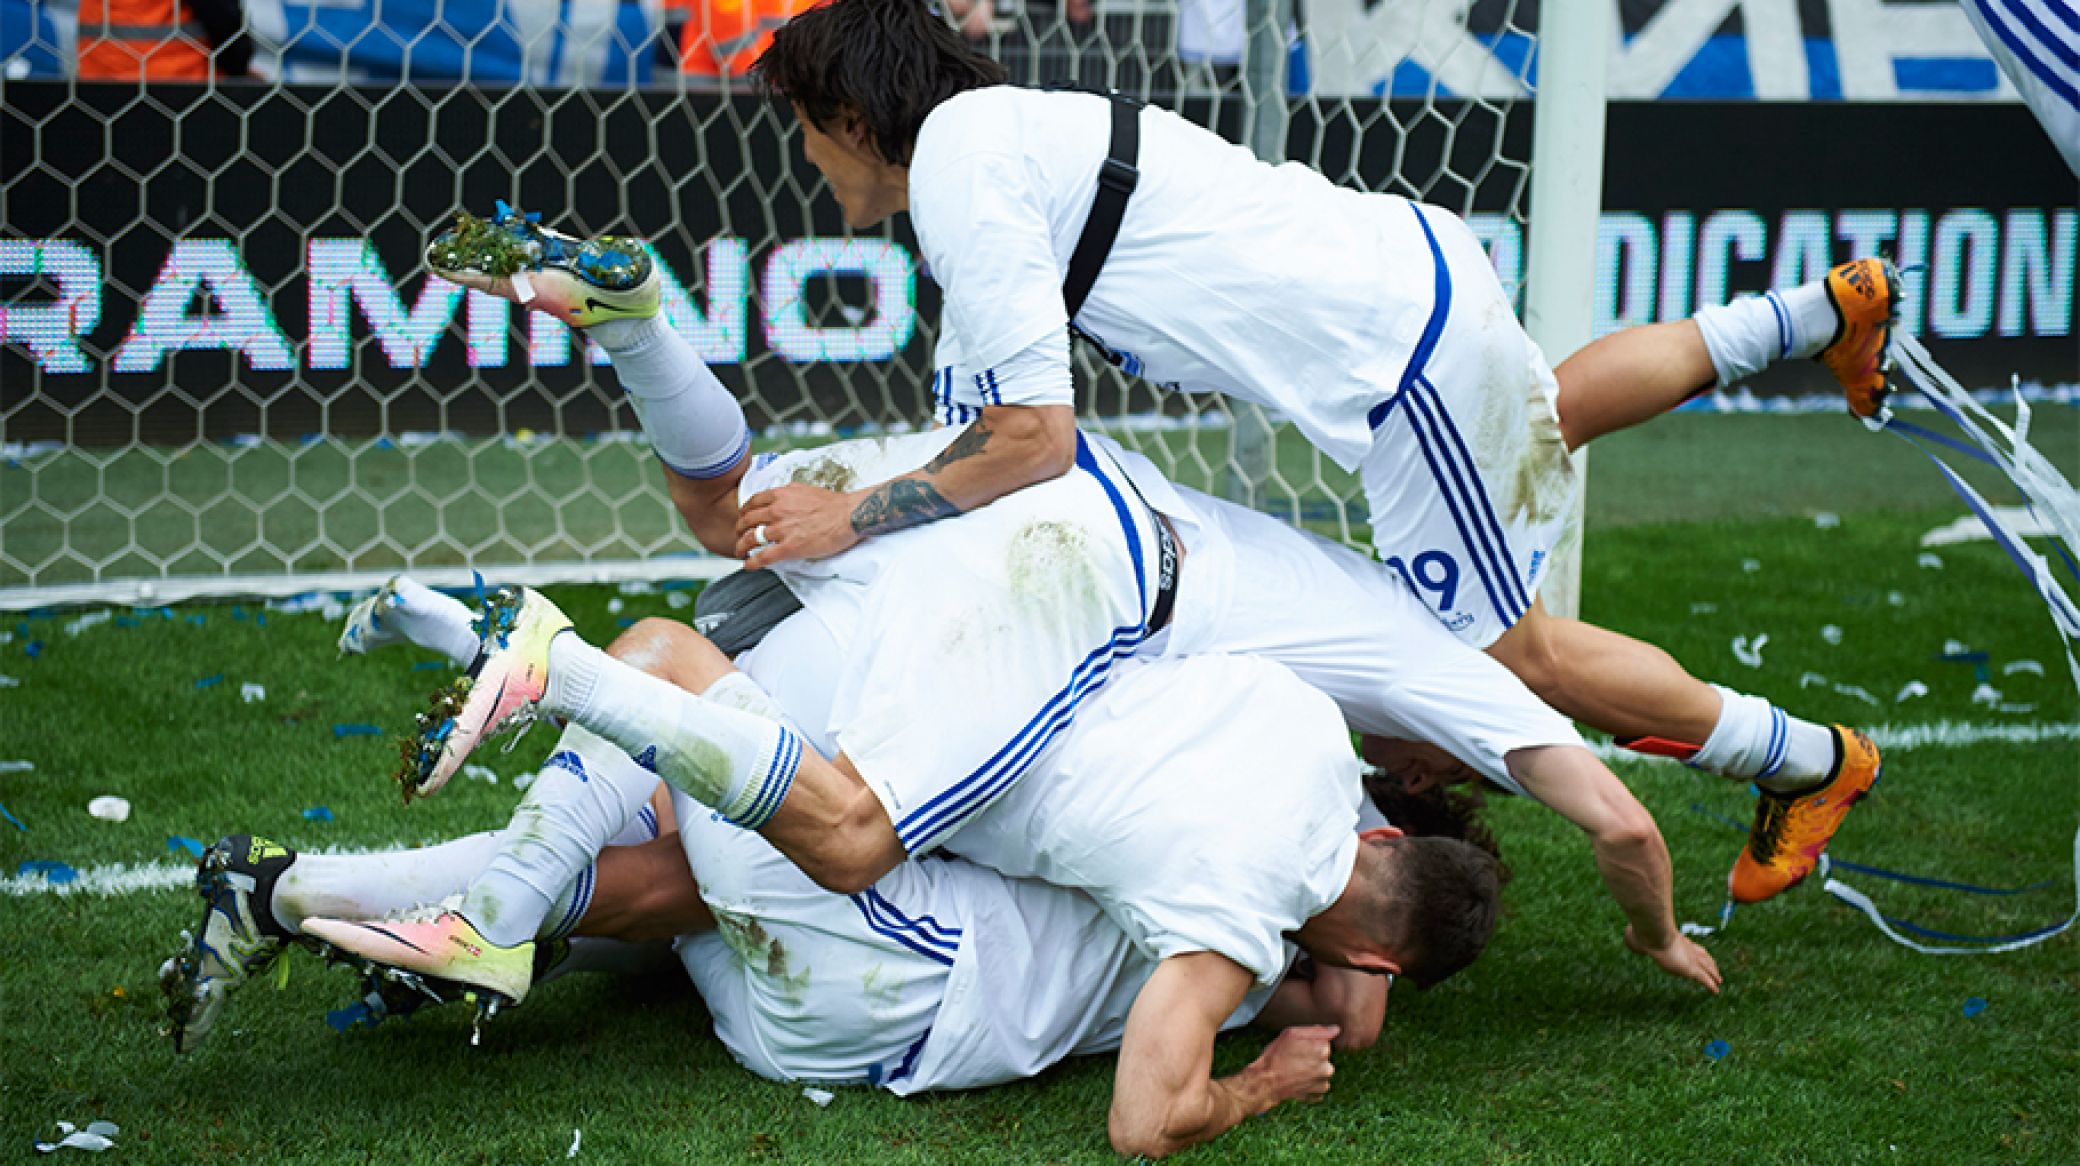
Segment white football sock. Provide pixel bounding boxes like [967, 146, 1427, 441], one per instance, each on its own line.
[272, 831, 503, 935]
[382, 577, 482, 664]
[591, 315, 750, 482]
[1692, 281, 1838, 386]
[1689, 685, 1838, 790]
[461, 724, 661, 948]
[542, 635, 803, 831]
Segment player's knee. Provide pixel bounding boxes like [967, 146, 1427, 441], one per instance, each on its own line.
[607, 618, 732, 689]
[1491, 617, 1568, 700]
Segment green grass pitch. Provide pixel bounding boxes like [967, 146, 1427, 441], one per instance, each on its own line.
[4, 409, 2077, 1162]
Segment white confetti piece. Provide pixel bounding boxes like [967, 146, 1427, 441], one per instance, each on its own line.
[567, 1129, 582, 1158]
[1943, 639, 1975, 657]
[1799, 672, 1829, 689]
[1689, 602, 1718, 614]
[616, 580, 657, 595]
[35, 1120, 118, 1154]
[1679, 922, 1717, 938]
[666, 590, 692, 610]
[1741, 559, 1762, 574]
[0, 760, 32, 774]
[0, 674, 18, 687]
[1821, 624, 1843, 645]
[2003, 659, 2045, 676]
[511, 771, 537, 793]
[463, 764, 500, 785]
[240, 683, 266, 703]
[1813, 512, 1840, 529]
[606, 597, 625, 614]
[1832, 683, 1881, 707]
[87, 796, 130, 823]
[1732, 634, 1768, 668]
[1895, 681, 1929, 702]
[62, 611, 111, 637]
[1970, 684, 2002, 706]
[1997, 702, 2038, 714]
[1887, 591, 1907, 607]
[802, 1087, 835, 1108]
[1917, 552, 1944, 570]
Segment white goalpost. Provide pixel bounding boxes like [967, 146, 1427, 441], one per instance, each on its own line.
[0, 0, 1609, 610]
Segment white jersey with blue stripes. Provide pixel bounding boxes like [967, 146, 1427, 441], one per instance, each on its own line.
[911, 84, 1449, 472]
[1963, 0, 2080, 174]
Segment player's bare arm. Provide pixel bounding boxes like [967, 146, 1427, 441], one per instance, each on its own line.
[1251, 962, 1388, 1052]
[1505, 745, 1722, 993]
[734, 403, 1076, 567]
[1109, 952, 1336, 1159]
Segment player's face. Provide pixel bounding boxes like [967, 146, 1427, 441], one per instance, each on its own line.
[793, 105, 906, 228]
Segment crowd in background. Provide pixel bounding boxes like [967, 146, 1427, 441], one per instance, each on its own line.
[6, 0, 1267, 90]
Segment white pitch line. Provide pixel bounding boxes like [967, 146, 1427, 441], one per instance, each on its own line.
[3, 844, 402, 899]
[9, 720, 2079, 900]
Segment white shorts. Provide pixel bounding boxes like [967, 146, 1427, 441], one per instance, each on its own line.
[787, 434, 1167, 857]
[1179, 484, 1581, 796]
[672, 791, 959, 1088]
[1360, 204, 1582, 648]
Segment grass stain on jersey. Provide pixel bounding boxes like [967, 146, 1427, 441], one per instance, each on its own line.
[789, 455, 859, 494]
[1006, 520, 1101, 613]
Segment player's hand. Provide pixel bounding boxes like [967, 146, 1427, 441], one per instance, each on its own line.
[1246, 1025, 1339, 1111]
[735, 484, 862, 569]
[1624, 925, 1722, 994]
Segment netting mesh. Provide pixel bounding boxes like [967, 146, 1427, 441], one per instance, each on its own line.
[1, 0, 1539, 604]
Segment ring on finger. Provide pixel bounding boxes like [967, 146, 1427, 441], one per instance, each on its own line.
[752, 523, 770, 548]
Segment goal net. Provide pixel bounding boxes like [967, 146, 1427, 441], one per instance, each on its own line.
[1, 0, 1552, 608]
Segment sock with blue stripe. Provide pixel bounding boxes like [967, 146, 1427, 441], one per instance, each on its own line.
[543, 635, 803, 832]
[590, 314, 750, 481]
[1690, 685, 1836, 791]
[461, 723, 662, 948]
[1693, 281, 1838, 386]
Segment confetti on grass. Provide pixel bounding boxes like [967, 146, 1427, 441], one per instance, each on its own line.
[1963, 997, 1988, 1017]
[302, 806, 335, 822]
[332, 723, 383, 738]
[1703, 1040, 1730, 1061]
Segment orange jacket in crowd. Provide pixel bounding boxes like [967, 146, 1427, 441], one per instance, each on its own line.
[675, 0, 815, 78]
[76, 0, 251, 82]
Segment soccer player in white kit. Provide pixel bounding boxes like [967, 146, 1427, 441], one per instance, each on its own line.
[162, 623, 1404, 1139]
[299, 588, 1500, 1155]
[730, 0, 1889, 906]
[399, 188, 1723, 991]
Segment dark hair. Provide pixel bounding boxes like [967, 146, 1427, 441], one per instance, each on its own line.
[1360, 763, 1512, 886]
[752, 0, 1008, 165]
[1363, 835, 1501, 990]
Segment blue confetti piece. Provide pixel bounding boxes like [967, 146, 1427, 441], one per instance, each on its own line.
[302, 806, 335, 822]
[1747, 783, 1760, 798]
[332, 723, 382, 738]
[114, 616, 140, 628]
[24, 640, 43, 659]
[195, 674, 225, 689]
[327, 1000, 378, 1033]
[1704, 1040, 1730, 1061]
[616, 617, 634, 628]
[17, 860, 77, 884]
[0, 801, 27, 831]
[187, 614, 206, 627]
[256, 614, 267, 628]
[166, 835, 205, 857]
[232, 606, 246, 620]
[1963, 996, 1988, 1017]
[411, 661, 446, 672]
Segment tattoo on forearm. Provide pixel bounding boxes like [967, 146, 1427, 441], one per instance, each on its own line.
[850, 478, 960, 537]
[924, 416, 993, 473]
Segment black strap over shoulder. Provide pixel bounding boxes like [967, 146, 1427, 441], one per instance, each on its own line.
[1060, 91, 1141, 320]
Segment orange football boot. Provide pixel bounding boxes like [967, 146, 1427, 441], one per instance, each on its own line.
[1728, 726, 1881, 904]
[1819, 258, 1902, 419]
